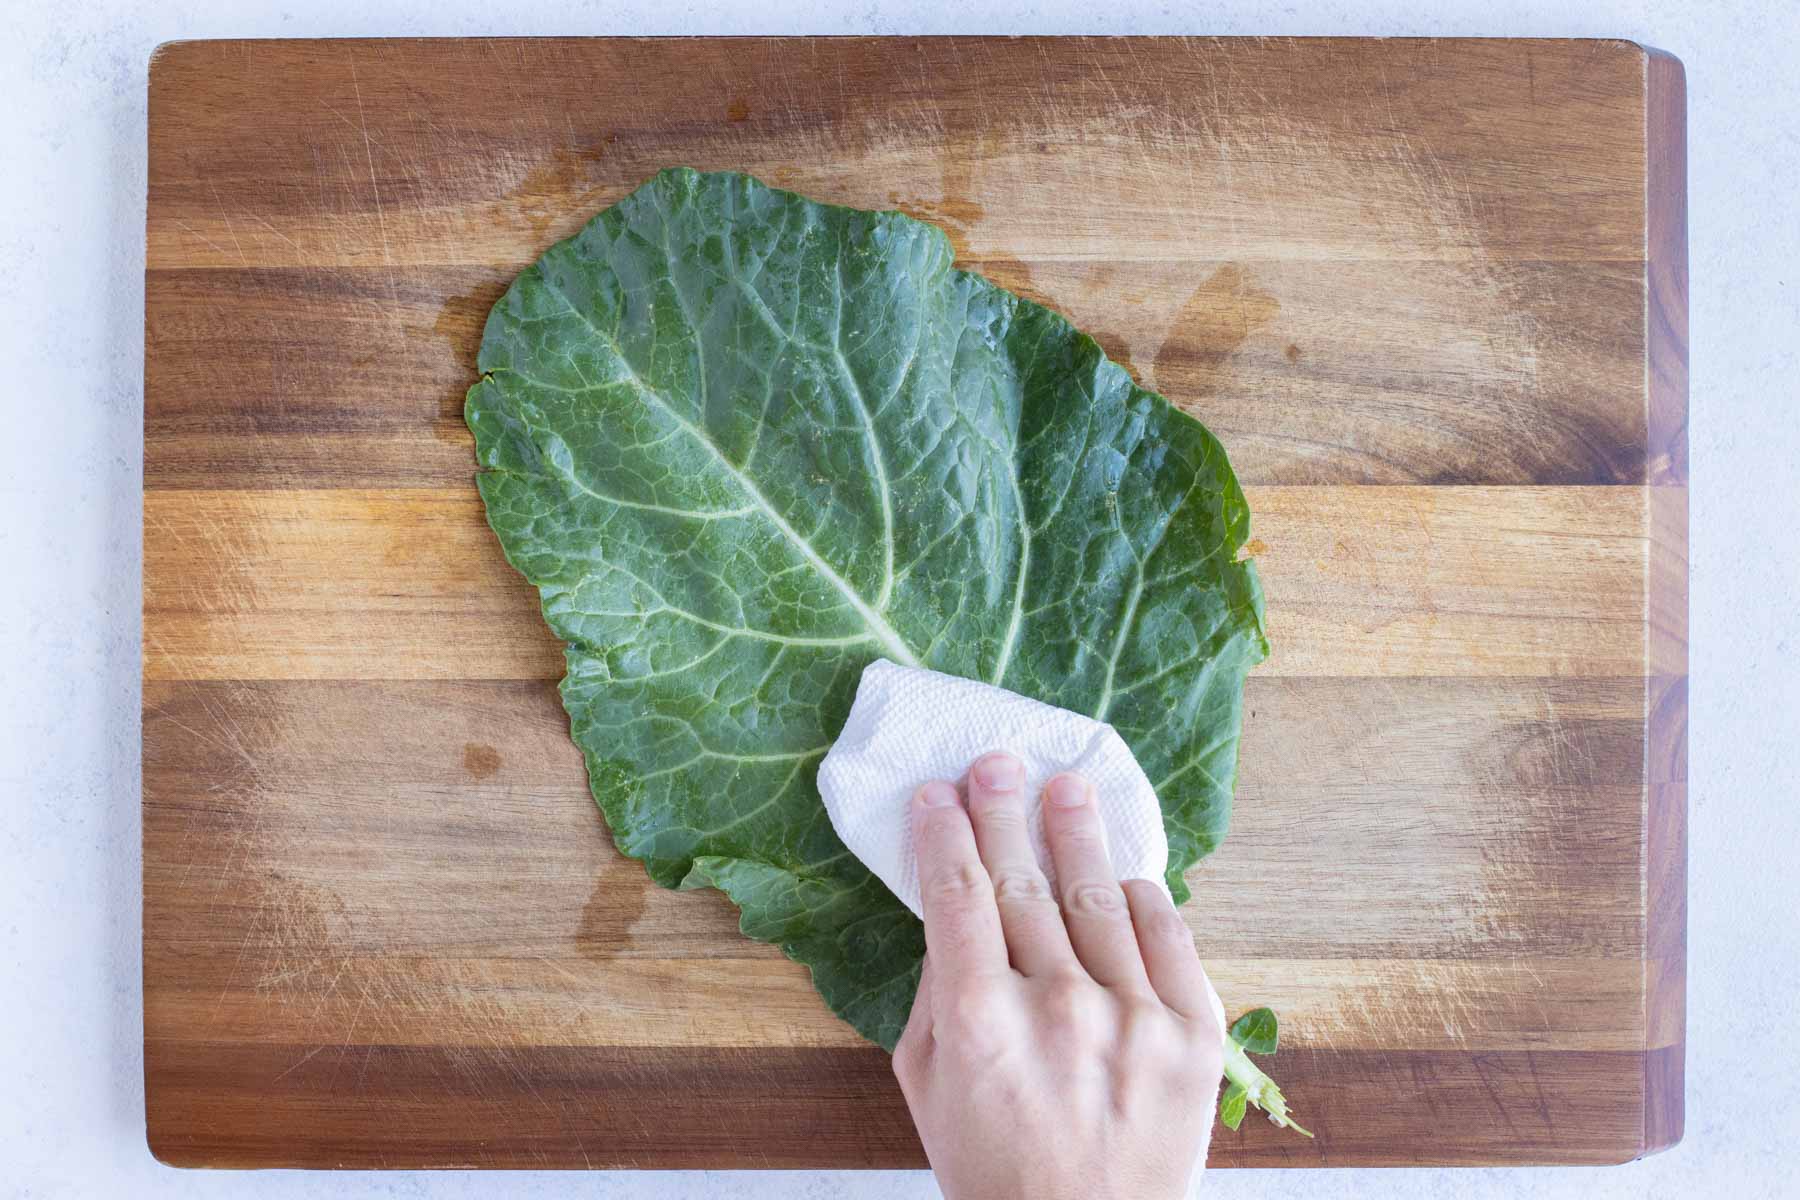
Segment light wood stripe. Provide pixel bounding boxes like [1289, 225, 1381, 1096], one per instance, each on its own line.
[143, 486, 1655, 681]
[143, 674, 1650, 967]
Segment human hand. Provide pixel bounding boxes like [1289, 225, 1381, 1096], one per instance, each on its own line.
[893, 752, 1225, 1200]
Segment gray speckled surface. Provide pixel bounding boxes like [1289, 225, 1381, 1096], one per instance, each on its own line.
[3, 2, 1795, 1197]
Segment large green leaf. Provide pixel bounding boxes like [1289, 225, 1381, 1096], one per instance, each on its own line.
[466, 168, 1267, 1049]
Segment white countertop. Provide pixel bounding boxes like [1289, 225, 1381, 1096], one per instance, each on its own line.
[4, 2, 1796, 1197]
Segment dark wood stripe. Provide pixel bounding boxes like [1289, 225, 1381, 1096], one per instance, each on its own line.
[148, 39, 1653, 266]
[143, 254, 1650, 489]
[144, 1041, 1658, 1168]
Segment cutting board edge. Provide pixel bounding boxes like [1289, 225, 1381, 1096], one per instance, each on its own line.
[1638, 42, 1688, 1161]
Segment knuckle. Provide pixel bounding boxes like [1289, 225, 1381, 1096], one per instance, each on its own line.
[1041, 976, 1110, 1035]
[990, 868, 1055, 906]
[924, 860, 992, 907]
[1118, 1004, 1206, 1087]
[1046, 979, 1093, 1017]
[948, 987, 1001, 1028]
[916, 808, 969, 842]
[1040, 965, 1091, 996]
[1119, 997, 1177, 1046]
[970, 799, 1025, 829]
[941, 986, 1011, 1053]
[1184, 999, 1225, 1042]
[1053, 820, 1105, 850]
[1062, 880, 1128, 919]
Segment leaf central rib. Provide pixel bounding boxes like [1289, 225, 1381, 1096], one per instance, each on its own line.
[537, 274, 921, 669]
[830, 252, 898, 611]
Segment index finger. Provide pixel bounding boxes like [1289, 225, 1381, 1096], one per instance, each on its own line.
[912, 781, 1008, 988]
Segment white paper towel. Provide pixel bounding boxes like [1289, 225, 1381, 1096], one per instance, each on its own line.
[818, 659, 1171, 917]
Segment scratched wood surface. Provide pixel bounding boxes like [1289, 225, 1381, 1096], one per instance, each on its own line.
[143, 37, 1687, 1168]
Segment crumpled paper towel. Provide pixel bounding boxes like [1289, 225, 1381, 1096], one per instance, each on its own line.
[818, 658, 1172, 916]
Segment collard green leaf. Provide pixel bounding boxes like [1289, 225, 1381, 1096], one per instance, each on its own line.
[1229, 1006, 1280, 1055]
[1218, 1083, 1249, 1131]
[466, 168, 1267, 1050]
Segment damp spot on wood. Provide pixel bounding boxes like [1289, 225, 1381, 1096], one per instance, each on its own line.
[1087, 328, 1142, 383]
[890, 194, 988, 261]
[972, 253, 1053, 307]
[432, 280, 510, 381]
[462, 742, 502, 781]
[576, 855, 652, 959]
[429, 277, 512, 441]
[1153, 264, 1281, 398]
[510, 142, 615, 241]
[891, 127, 1006, 262]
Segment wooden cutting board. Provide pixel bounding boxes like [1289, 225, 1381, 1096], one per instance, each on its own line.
[143, 36, 1686, 1168]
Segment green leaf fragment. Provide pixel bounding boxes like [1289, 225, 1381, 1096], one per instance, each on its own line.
[467, 166, 1270, 1072]
[1218, 1082, 1249, 1131]
[1228, 1005, 1280, 1055]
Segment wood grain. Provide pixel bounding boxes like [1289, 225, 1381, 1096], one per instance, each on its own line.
[144, 36, 1687, 1168]
[145, 1043, 1654, 1169]
[143, 486, 1652, 681]
[144, 675, 1655, 1048]
[143, 260, 1649, 490]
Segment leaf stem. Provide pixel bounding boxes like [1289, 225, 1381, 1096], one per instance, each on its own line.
[1221, 1036, 1313, 1137]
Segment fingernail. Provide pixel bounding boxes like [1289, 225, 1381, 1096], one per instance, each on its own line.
[1046, 773, 1090, 808]
[916, 781, 960, 808]
[972, 752, 1023, 791]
